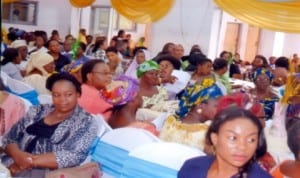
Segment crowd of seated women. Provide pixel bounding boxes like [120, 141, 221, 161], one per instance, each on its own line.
[1, 27, 300, 177]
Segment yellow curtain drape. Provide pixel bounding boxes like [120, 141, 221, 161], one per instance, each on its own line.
[3, 0, 18, 3]
[110, 0, 175, 23]
[214, 0, 300, 33]
[69, 0, 95, 8]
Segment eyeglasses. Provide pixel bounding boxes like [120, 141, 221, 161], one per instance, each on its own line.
[91, 71, 112, 75]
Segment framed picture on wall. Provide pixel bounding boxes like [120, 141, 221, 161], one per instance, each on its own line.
[2, 1, 38, 25]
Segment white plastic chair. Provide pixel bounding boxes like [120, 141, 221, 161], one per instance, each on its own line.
[38, 94, 52, 104]
[100, 127, 160, 151]
[91, 114, 112, 138]
[129, 142, 204, 170]
[1, 71, 34, 93]
[90, 128, 160, 177]
[119, 142, 205, 178]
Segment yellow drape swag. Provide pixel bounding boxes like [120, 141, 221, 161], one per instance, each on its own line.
[111, 0, 175, 23]
[214, 0, 300, 33]
[69, 0, 95, 8]
[3, 0, 18, 3]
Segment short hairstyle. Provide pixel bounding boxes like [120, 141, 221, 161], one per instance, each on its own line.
[81, 59, 105, 83]
[46, 72, 81, 95]
[287, 120, 300, 160]
[45, 39, 59, 48]
[117, 29, 125, 37]
[275, 56, 289, 71]
[254, 55, 269, 68]
[79, 42, 87, 52]
[213, 58, 228, 71]
[106, 47, 118, 54]
[157, 54, 181, 70]
[1, 48, 19, 66]
[205, 107, 267, 177]
[219, 50, 229, 58]
[197, 58, 212, 66]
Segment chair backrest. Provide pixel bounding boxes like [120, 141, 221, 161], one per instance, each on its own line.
[129, 142, 204, 170]
[100, 127, 160, 150]
[1, 71, 34, 93]
[89, 127, 160, 177]
[119, 142, 204, 178]
[38, 94, 52, 104]
[92, 114, 112, 137]
[1, 71, 39, 105]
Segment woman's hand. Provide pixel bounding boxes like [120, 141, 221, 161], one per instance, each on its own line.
[11, 150, 33, 170]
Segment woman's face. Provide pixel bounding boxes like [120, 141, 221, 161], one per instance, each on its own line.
[174, 45, 184, 59]
[136, 52, 146, 64]
[201, 99, 219, 120]
[141, 69, 159, 85]
[13, 53, 22, 64]
[88, 63, 112, 90]
[222, 53, 231, 61]
[211, 118, 259, 169]
[106, 52, 119, 63]
[52, 80, 80, 113]
[159, 60, 174, 79]
[252, 58, 263, 69]
[198, 62, 212, 75]
[254, 74, 270, 90]
[43, 61, 55, 74]
[36, 36, 45, 48]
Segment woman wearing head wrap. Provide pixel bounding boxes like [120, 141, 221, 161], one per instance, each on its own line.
[175, 77, 223, 119]
[124, 49, 151, 80]
[23, 52, 55, 94]
[137, 60, 168, 109]
[100, 75, 141, 128]
[250, 68, 279, 120]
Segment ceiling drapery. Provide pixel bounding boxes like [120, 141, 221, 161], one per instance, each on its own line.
[110, 0, 175, 23]
[69, 0, 96, 8]
[3, 0, 18, 3]
[214, 0, 300, 33]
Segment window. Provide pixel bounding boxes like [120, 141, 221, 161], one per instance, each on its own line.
[91, 6, 111, 37]
[113, 13, 137, 31]
[2, 1, 38, 25]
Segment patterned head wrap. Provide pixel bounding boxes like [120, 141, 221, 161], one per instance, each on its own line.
[63, 60, 84, 74]
[136, 60, 159, 78]
[176, 78, 223, 118]
[100, 75, 139, 106]
[252, 67, 274, 82]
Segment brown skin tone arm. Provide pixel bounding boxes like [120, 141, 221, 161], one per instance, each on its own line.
[5, 143, 33, 169]
[32, 153, 58, 169]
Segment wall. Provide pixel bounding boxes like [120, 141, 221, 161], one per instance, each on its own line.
[3, 0, 72, 38]
[219, 12, 300, 60]
[148, 0, 216, 57]
[282, 33, 300, 57]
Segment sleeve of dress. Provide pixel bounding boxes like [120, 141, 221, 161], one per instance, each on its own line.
[54, 116, 98, 168]
[2, 105, 38, 148]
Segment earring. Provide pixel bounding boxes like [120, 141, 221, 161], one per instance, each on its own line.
[197, 108, 202, 114]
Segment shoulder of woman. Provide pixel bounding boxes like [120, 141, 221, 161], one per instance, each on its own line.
[249, 163, 273, 178]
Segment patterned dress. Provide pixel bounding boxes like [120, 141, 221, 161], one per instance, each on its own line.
[1, 104, 98, 168]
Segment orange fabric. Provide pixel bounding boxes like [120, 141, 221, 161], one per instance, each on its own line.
[271, 165, 284, 178]
[78, 84, 112, 121]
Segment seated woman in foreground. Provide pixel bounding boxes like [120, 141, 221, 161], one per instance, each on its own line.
[1, 73, 98, 177]
[178, 107, 272, 178]
[78, 59, 113, 121]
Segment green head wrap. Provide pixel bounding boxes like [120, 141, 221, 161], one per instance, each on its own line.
[136, 60, 159, 78]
